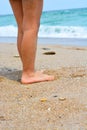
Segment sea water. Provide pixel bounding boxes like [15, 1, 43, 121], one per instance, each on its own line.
[0, 8, 87, 46]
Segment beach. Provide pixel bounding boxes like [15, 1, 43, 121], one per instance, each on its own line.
[0, 42, 87, 129]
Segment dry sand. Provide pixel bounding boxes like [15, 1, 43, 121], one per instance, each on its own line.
[0, 43, 87, 130]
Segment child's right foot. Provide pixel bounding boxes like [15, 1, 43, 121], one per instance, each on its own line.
[21, 71, 54, 84]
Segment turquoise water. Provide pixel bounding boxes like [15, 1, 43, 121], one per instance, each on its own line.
[0, 7, 87, 46]
[41, 8, 87, 26]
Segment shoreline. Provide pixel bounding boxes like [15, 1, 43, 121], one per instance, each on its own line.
[0, 36, 87, 47]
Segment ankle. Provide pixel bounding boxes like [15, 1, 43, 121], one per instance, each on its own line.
[22, 70, 35, 77]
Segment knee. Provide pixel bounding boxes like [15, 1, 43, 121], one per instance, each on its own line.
[22, 22, 40, 35]
[18, 24, 23, 35]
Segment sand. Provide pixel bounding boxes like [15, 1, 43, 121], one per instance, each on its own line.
[0, 43, 87, 130]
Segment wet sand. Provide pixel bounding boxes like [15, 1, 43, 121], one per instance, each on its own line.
[0, 43, 87, 130]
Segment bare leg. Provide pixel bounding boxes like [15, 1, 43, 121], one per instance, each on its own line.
[9, 0, 54, 84]
[21, 0, 54, 83]
[9, 0, 23, 59]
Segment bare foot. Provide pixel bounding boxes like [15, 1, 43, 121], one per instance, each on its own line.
[21, 71, 54, 84]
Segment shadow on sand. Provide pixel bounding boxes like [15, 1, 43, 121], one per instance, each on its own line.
[0, 67, 22, 82]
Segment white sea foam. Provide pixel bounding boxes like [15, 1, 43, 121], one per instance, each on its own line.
[0, 25, 87, 38]
[0, 25, 17, 37]
[39, 25, 87, 38]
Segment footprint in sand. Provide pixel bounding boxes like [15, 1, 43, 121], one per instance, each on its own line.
[43, 51, 56, 55]
[67, 47, 87, 51]
[45, 67, 87, 80]
[42, 48, 50, 50]
[0, 77, 5, 82]
[13, 55, 20, 58]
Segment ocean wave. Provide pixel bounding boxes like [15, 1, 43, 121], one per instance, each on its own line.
[0, 25, 17, 37]
[0, 25, 87, 38]
[39, 25, 87, 38]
